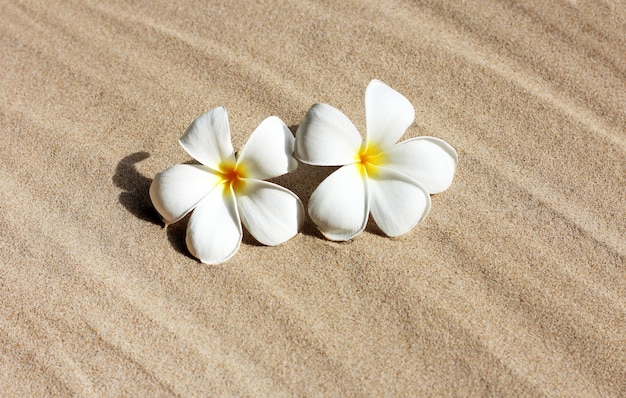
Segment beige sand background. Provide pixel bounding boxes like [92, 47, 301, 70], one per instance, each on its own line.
[1, 0, 625, 396]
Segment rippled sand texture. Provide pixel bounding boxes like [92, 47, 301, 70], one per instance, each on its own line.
[1, 0, 624, 396]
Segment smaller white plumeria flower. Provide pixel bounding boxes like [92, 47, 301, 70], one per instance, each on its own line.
[295, 79, 457, 241]
[150, 107, 304, 264]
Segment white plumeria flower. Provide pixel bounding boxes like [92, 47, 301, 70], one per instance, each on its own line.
[150, 107, 304, 264]
[295, 79, 457, 241]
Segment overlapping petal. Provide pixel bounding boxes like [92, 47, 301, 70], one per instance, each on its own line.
[368, 167, 431, 237]
[236, 180, 304, 246]
[365, 80, 415, 151]
[236, 116, 297, 180]
[383, 137, 458, 194]
[149, 164, 222, 224]
[185, 184, 242, 265]
[308, 164, 369, 241]
[295, 103, 362, 166]
[179, 107, 235, 170]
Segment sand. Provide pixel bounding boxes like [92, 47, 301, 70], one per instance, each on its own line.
[1, 0, 624, 396]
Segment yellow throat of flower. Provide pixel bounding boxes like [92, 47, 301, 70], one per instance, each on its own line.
[356, 144, 385, 177]
[219, 161, 247, 193]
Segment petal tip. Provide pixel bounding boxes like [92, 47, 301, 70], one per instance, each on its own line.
[365, 79, 415, 150]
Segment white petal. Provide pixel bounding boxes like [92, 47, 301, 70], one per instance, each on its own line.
[236, 180, 304, 246]
[179, 107, 235, 169]
[295, 103, 362, 166]
[236, 116, 297, 180]
[384, 137, 458, 194]
[365, 80, 415, 151]
[308, 164, 369, 241]
[369, 167, 431, 237]
[185, 184, 242, 265]
[149, 164, 222, 224]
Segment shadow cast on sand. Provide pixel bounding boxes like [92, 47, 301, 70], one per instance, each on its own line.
[269, 161, 335, 240]
[113, 152, 193, 258]
[165, 214, 196, 260]
[113, 152, 161, 225]
[268, 125, 337, 239]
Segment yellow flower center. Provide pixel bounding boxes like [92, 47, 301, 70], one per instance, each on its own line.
[356, 144, 385, 177]
[219, 161, 247, 193]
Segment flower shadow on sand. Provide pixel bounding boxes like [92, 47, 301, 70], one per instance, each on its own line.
[113, 152, 160, 225]
[113, 151, 192, 259]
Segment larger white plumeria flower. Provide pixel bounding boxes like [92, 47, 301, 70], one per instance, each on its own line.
[150, 107, 304, 264]
[295, 80, 457, 241]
